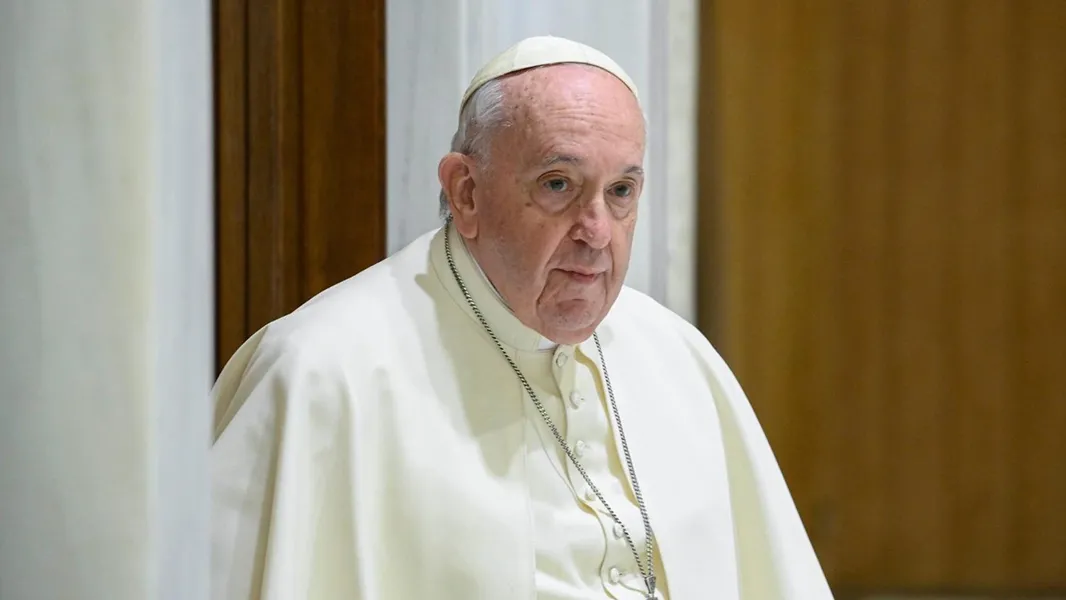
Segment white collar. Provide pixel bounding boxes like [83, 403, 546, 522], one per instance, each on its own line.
[431, 223, 564, 353]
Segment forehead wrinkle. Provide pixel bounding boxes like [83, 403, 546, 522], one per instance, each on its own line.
[538, 154, 644, 178]
[500, 71, 643, 138]
[541, 154, 582, 167]
[492, 66, 645, 176]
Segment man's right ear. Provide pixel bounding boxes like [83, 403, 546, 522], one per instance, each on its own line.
[438, 152, 479, 238]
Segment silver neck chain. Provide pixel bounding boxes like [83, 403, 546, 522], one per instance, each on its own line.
[444, 225, 658, 599]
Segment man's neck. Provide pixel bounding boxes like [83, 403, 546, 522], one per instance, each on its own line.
[459, 235, 558, 351]
[460, 235, 510, 309]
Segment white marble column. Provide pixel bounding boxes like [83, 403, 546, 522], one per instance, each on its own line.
[387, 0, 699, 322]
[0, 1, 212, 599]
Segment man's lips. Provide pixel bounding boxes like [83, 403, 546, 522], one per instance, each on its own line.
[557, 268, 603, 283]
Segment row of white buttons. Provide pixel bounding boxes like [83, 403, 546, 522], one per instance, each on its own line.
[579, 488, 627, 540]
[581, 494, 626, 537]
[569, 390, 584, 409]
[574, 440, 587, 458]
[608, 519, 626, 587]
[555, 354, 637, 595]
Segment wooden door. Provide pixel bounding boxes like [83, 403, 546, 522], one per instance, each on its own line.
[700, 0, 1066, 595]
[214, 0, 387, 373]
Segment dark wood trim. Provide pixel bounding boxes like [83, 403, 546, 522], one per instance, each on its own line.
[214, 0, 386, 375]
[214, 0, 249, 374]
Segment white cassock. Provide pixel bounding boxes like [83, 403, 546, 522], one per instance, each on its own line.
[211, 223, 834, 599]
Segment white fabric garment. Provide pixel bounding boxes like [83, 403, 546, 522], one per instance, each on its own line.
[211, 224, 834, 599]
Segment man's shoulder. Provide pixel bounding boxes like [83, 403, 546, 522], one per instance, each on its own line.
[603, 285, 732, 373]
[604, 286, 742, 396]
[241, 229, 441, 360]
[610, 285, 706, 343]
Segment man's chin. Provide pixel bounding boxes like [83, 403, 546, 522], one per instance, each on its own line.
[538, 304, 608, 343]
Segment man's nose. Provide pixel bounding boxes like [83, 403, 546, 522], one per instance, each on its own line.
[570, 194, 612, 250]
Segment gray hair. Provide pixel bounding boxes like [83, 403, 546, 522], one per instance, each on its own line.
[438, 79, 510, 220]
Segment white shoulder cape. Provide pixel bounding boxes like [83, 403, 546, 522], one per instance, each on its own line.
[211, 225, 834, 599]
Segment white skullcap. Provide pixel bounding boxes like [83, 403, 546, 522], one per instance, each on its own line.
[459, 36, 640, 112]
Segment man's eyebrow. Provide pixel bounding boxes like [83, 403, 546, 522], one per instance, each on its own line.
[541, 154, 645, 177]
[541, 154, 582, 167]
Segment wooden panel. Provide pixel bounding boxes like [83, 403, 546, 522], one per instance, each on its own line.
[302, 2, 387, 296]
[245, 0, 304, 335]
[889, 0, 953, 584]
[949, 1, 1014, 585]
[1014, 1, 1066, 584]
[701, 0, 1066, 593]
[833, 0, 897, 582]
[214, 0, 386, 373]
[214, 0, 248, 375]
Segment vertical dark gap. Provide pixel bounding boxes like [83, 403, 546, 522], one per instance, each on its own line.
[377, 0, 388, 259]
[294, 0, 307, 303]
[1005, 0, 1027, 580]
[696, 0, 722, 344]
[380, 0, 388, 258]
[825, 0, 847, 585]
[271, 0, 283, 317]
[834, 0, 858, 584]
[935, 0, 954, 577]
[211, 0, 223, 374]
[881, 0, 905, 583]
[241, 0, 252, 345]
[941, 0, 963, 581]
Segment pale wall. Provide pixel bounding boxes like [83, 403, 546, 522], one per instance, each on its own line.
[0, 1, 213, 598]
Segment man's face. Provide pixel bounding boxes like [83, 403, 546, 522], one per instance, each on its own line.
[452, 64, 645, 345]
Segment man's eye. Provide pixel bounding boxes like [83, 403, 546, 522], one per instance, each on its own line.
[544, 179, 570, 193]
[612, 184, 634, 198]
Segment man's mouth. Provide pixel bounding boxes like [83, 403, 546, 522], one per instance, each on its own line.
[558, 269, 602, 283]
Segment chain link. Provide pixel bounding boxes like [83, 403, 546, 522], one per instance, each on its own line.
[444, 225, 657, 599]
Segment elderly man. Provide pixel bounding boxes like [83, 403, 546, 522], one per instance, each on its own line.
[211, 36, 832, 599]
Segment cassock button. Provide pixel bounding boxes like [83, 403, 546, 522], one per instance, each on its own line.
[613, 522, 624, 539]
[584, 487, 597, 503]
[554, 352, 569, 368]
[608, 566, 622, 584]
[568, 391, 584, 409]
[574, 440, 587, 458]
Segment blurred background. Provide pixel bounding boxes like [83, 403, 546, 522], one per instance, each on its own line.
[1, 0, 1063, 598]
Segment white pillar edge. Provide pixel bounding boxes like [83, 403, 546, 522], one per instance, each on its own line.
[149, 0, 214, 598]
[661, 0, 699, 324]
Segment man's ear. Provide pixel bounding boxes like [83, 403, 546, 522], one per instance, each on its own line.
[438, 152, 479, 238]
